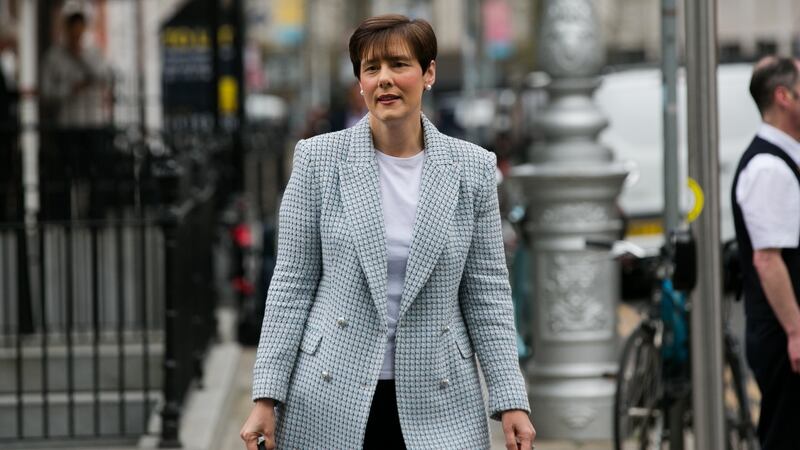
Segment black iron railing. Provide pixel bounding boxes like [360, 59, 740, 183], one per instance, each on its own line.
[0, 217, 164, 443]
[0, 185, 217, 446]
[158, 187, 217, 448]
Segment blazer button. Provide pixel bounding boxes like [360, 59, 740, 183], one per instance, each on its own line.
[336, 317, 348, 328]
[439, 378, 449, 389]
[321, 371, 332, 382]
[442, 325, 450, 334]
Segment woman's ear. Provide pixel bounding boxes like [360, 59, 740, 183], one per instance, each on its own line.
[424, 60, 436, 88]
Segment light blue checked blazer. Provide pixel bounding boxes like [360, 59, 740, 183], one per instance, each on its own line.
[252, 114, 530, 449]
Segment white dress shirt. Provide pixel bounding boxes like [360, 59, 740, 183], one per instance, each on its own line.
[736, 123, 800, 250]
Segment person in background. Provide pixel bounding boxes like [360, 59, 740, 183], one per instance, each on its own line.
[240, 14, 535, 450]
[0, 20, 34, 334]
[731, 55, 800, 450]
[330, 81, 370, 131]
[40, 8, 113, 219]
[41, 8, 112, 129]
[0, 21, 20, 221]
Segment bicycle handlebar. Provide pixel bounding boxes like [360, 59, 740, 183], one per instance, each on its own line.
[583, 238, 647, 259]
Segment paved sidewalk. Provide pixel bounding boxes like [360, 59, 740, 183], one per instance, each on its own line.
[208, 302, 755, 450]
[216, 348, 612, 450]
[29, 309, 755, 450]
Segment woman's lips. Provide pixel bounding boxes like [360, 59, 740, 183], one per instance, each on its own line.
[377, 94, 400, 104]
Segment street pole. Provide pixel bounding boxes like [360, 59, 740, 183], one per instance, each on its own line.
[661, 11, 687, 448]
[684, 0, 726, 448]
[661, 0, 679, 234]
[461, 0, 478, 144]
[302, 0, 314, 116]
[233, 0, 245, 190]
[20, 0, 38, 222]
[136, 0, 147, 139]
[509, 0, 628, 440]
[210, 0, 220, 133]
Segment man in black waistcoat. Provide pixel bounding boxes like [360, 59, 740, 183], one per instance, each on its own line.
[731, 56, 800, 450]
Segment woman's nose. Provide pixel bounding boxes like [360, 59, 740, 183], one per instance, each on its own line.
[378, 67, 393, 88]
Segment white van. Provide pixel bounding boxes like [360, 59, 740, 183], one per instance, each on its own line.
[594, 63, 761, 245]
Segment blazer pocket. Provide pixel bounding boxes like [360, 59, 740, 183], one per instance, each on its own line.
[455, 332, 474, 359]
[300, 327, 323, 355]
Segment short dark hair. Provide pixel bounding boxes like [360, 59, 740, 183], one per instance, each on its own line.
[348, 14, 437, 79]
[65, 12, 86, 28]
[749, 56, 799, 115]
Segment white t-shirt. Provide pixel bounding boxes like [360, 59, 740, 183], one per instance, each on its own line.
[374, 148, 425, 379]
[736, 123, 800, 250]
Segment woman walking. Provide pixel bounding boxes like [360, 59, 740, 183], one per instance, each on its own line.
[240, 14, 535, 449]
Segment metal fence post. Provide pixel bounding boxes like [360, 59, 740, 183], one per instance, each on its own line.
[158, 208, 182, 449]
[158, 155, 183, 448]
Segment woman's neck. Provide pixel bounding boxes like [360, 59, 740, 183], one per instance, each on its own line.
[369, 114, 424, 158]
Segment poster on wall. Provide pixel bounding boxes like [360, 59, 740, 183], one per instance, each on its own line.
[161, 0, 242, 134]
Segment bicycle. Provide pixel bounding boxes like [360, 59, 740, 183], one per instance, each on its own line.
[591, 230, 758, 450]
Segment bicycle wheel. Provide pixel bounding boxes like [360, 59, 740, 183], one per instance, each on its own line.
[615, 325, 664, 450]
[723, 332, 759, 450]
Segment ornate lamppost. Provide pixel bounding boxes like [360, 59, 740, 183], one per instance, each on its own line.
[509, 0, 628, 439]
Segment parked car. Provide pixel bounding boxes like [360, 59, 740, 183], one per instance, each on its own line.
[594, 63, 761, 246]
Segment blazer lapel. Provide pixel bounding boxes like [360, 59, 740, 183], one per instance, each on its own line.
[398, 115, 460, 319]
[340, 116, 389, 325]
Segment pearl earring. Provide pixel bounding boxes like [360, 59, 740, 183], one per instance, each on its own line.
[360, 89, 364, 96]
[425, 84, 432, 91]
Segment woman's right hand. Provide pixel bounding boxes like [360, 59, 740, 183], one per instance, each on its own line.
[240, 399, 276, 450]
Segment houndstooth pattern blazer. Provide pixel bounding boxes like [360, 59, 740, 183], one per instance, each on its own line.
[252, 114, 530, 449]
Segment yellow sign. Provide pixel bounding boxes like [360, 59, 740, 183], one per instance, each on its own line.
[218, 76, 238, 114]
[275, 0, 304, 25]
[627, 218, 664, 236]
[218, 25, 234, 46]
[162, 27, 210, 48]
[686, 177, 705, 223]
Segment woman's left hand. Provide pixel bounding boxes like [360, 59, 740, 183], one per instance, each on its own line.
[501, 410, 536, 450]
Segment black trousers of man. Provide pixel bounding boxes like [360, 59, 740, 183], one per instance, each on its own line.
[746, 318, 800, 450]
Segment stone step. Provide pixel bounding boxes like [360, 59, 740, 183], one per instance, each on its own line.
[0, 342, 163, 394]
[0, 390, 161, 440]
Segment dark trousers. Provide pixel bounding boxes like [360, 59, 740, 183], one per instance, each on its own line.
[746, 318, 800, 450]
[0, 129, 22, 221]
[39, 127, 119, 220]
[363, 380, 406, 450]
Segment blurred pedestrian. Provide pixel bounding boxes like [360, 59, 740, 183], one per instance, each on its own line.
[40, 7, 113, 219]
[0, 23, 17, 121]
[329, 81, 370, 131]
[0, 20, 33, 335]
[298, 105, 334, 139]
[41, 7, 112, 129]
[240, 14, 534, 450]
[0, 21, 21, 221]
[732, 55, 800, 450]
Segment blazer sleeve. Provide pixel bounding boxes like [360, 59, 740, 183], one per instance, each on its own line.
[252, 139, 322, 403]
[459, 153, 531, 420]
